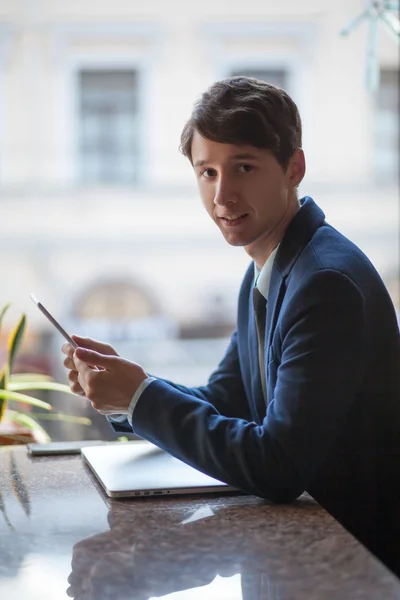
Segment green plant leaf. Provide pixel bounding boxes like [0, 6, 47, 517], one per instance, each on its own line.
[8, 382, 76, 395]
[0, 389, 52, 410]
[0, 303, 11, 337]
[10, 374, 54, 383]
[26, 413, 92, 425]
[7, 410, 51, 443]
[7, 314, 26, 375]
[0, 365, 9, 422]
[0, 303, 11, 421]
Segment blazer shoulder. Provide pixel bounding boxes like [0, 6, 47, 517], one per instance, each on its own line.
[290, 223, 382, 291]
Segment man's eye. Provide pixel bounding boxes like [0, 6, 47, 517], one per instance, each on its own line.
[238, 164, 253, 172]
[201, 168, 217, 178]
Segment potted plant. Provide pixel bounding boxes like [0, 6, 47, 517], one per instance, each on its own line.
[0, 303, 90, 445]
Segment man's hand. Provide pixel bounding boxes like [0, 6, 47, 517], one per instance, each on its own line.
[62, 335, 148, 415]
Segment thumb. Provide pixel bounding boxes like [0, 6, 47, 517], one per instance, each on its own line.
[74, 347, 117, 370]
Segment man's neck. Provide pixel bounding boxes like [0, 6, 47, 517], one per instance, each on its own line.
[246, 196, 300, 270]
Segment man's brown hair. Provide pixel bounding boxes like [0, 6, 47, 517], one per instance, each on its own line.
[180, 76, 302, 170]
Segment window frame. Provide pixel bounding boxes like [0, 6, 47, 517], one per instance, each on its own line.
[201, 21, 317, 166]
[55, 23, 163, 187]
[70, 57, 148, 187]
[77, 67, 141, 185]
[373, 67, 400, 185]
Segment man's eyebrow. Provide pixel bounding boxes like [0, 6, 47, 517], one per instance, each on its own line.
[193, 159, 208, 168]
[194, 153, 260, 168]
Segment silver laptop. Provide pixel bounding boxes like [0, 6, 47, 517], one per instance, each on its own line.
[81, 440, 237, 498]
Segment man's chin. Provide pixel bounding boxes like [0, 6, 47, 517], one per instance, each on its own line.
[220, 231, 258, 249]
[225, 238, 247, 247]
[218, 229, 251, 248]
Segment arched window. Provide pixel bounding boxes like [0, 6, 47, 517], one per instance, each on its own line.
[72, 278, 159, 321]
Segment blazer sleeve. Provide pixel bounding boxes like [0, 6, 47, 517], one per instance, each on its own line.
[149, 330, 252, 420]
[130, 269, 367, 502]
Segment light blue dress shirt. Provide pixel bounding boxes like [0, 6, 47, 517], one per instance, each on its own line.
[254, 245, 279, 298]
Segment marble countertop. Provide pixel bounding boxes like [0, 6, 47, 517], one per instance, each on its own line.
[1, 445, 400, 600]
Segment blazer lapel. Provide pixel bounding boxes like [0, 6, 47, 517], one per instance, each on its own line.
[239, 197, 326, 420]
[265, 197, 326, 363]
[247, 282, 266, 420]
[265, 266, 285, 361]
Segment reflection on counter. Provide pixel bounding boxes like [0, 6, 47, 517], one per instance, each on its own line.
[0, 451, 31, 529]
[1, 447, 400, 600]
[67, 494, 393, 600]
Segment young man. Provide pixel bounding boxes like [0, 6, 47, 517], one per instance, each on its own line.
[63, 77, 400, 573]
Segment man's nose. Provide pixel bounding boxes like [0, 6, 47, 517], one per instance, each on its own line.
[213, 176, 237, 206]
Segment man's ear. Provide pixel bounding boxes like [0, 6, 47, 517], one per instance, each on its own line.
[287, 148, 306, 188]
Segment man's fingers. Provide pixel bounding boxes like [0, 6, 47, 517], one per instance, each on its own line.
[77, 372, 87, 395]
[74, 348, 117, 371]
[67, 370, 85, 396]
[68, 369, 79, 384]
[71, 336, 119, 356]
[62, 343, 75, 358]
[71, 382, 85, 396]
[63, 356, 76, 370]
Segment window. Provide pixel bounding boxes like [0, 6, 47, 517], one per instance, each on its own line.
[230, 68, 288, 90]
[374, 69, 399, 182]
[78, 69, 140, 184]
[73, 279, 158, 320]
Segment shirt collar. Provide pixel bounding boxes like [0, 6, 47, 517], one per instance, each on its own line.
[254, 245, 279, 300]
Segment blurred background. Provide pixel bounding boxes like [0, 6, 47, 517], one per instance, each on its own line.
[0, 0, 398, 440]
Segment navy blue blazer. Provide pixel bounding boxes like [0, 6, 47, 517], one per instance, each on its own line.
[112, 197, 400, 570]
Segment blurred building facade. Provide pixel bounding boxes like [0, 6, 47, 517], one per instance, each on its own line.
[0, 0, 398, 344]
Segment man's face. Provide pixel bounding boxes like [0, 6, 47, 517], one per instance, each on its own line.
[191, 130, 305, 260]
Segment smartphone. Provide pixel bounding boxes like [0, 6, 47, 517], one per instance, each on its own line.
[30, 293, 78, 349]
[27, 440, 107, 456]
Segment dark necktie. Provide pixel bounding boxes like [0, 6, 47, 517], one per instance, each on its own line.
[252, 286, 267, 404]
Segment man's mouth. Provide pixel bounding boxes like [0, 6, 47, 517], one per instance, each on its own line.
[219, 213, 248, 226]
